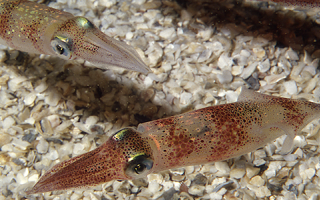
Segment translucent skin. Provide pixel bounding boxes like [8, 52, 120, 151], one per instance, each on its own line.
[27, 88, 320, 194]
[0, 0, 150, 73]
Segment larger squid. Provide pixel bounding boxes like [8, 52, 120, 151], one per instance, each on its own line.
[0, 0, 150, 73]
[27, 87, 320, 194]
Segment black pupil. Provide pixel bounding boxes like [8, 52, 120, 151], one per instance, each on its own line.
[56, 45, 65, 55]
[134, 163, 146, 174]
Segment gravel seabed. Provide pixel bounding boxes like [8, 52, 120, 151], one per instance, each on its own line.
[0, 0, 320, 199]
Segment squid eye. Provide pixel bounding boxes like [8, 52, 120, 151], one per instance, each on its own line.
[50, 36, 72, 59]
[125, 154, 153, 178]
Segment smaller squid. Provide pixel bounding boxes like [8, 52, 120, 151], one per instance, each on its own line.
[0, 0, 150, 73]
[27, 87, 320, 194]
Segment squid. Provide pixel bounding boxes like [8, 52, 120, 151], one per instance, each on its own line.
[0, 0, 150, 73]
[26, 87, 320, 194]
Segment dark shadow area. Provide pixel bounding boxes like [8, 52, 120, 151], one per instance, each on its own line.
[173, 0, 320, 55]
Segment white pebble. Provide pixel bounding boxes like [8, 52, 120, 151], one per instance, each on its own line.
[148, 174, 163, 183]
[11, 138, 30, 150]
[3, 116, 15, 129]
[46, 147, 59, 160]
[45, 89, 61, 106]
[70, 193, 83, 200]
[231, 65, 244, 76]
[283, 80, 298, 95]
[215, 162, 230, 174]
[285, 48, 299, 60]
[36, 138, 49, 154]
[254, 186, 271, 198]
[132, 0, 146, 5]
[188, 185, 205, 196]
[159, 28, 176, 40]
[197, 28, 213, 40]
[246, 165, 260, 179]
[73, 143, 86, 155]
[144, 76, 153, 88]
[299, 165, 315, 180]
[148, 181, 161, 193]
[47, 115, 61, 128]
[0, 51, 6, 62]
[253, 47, 266, 58]
[99, 0, 116, 7]
[24, 93, 37, 106]
[249, 175, 265, 187]
[217, 53, 233, 71]
[240, 62, 258, 79]
[217, 70, 233, 84]
[16, 168, 29, 184]
[225, 91, 239, 103]
[180, 92, 192, 105]
[35, 80, 48, 93]
[230, 168, 245, 179]
[85, 116, 99, 126]
[257, 59, 270, 73]
[203, 92, 214, 104]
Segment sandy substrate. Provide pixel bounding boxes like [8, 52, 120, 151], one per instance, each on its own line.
[0, 0, 320, 199]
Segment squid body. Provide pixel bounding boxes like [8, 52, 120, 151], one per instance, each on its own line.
[0, 0, 150, 73]
[27, 87, 320, 194]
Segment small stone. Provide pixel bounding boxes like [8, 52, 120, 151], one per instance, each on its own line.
[285, 48, 299, 60]
[11, 138, 30, 150]
[254, 186, 271, 198]
[246, 165, 260, 179]
[36, 138, 49, 154]
[148, 181, 161, 193]
[258, 59, 270, 73]
[0, 50, 7, 62]
[180, 92, 192, 105]
[230, 168, 246, 179]
[148, 174, 163, 183]
[28, 173, 39, 182]
[46, 115, 61, 128]
[299, 166, 315, 180]
[203, 92, 214, 104]
[283, 80, 298, 95]
[3, 116, 15, 129]
[231, 65, 244, 76]
[225, 91, 239, 103]
[46, 147, 59, 160]
[215, 162, 230, 174]
[241, 62, 258, 79]
[85, 116, 99, 126]
[171, 174, 185, 182]
[192, 174, 207, 186]
[250, 175, 265, 187]
[217, 70, 233, 84]
[253, 47, 266, 59]
[188, 185, 205, 196]
[24, 93, 37, 106]
[16, 168, 29, 184]
[35, 79, 48, 93]
[159, 28, 176, 40]
[73, 143, 86, 155]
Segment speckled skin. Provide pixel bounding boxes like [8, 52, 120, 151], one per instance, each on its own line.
[0, 0, 150, 73]
[27, 88, 320, 194]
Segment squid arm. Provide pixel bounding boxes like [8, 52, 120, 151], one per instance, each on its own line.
[26, 87, 320, 194]
[0, 0, 150, 73]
